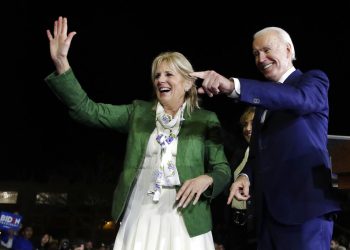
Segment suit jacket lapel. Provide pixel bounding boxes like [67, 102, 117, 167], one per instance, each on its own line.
[261, 69, 302, 126]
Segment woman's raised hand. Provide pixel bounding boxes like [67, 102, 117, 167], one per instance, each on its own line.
[46, 16, 76, 74]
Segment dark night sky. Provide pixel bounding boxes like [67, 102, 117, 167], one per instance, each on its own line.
[5, 1, 350, 181]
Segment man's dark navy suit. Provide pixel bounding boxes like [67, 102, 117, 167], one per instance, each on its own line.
[239, 69, 340, 244]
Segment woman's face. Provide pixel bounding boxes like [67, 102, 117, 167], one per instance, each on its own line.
[42, 234, 50, 243]
[153, 62, 190, 108]
[242, 112, 254, 143]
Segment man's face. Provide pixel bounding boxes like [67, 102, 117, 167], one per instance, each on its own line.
[252, 31, 293, 81]
[23, 227, 33, 239]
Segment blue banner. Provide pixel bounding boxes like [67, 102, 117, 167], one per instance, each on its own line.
[0, 211, 22, 231]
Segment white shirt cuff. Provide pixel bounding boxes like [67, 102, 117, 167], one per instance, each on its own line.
[227, 77, 241, 98]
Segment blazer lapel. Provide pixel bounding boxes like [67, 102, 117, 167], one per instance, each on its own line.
[176, 108, 191, 177]
[138, 103, 157, 158]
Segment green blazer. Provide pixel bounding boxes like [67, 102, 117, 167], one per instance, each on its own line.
[45, 69, 231, 237]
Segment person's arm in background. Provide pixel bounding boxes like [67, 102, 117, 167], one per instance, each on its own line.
[0, 229, 16, 249]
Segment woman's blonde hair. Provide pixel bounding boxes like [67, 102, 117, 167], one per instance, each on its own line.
[151, 51, 200, 114]
[240, 106, 256, 126]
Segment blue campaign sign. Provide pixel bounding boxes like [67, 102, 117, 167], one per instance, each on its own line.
[0, 211, 22, 231]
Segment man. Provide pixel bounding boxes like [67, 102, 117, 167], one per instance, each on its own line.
[12, 226, 34, 250]
[191, 27, 341, 249]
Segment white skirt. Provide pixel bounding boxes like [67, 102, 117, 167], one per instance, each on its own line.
[113, 131, 214, 250]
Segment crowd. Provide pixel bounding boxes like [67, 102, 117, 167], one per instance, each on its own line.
[0, 225, 114, 250]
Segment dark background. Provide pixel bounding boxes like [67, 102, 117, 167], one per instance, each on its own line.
[7, 1, 349, 181]
[2, 0, 350, 242]
[8, 0, 350, 179]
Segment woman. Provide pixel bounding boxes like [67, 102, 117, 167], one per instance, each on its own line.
[45, 16, 231, 250]
[232, 106, 255, 203]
